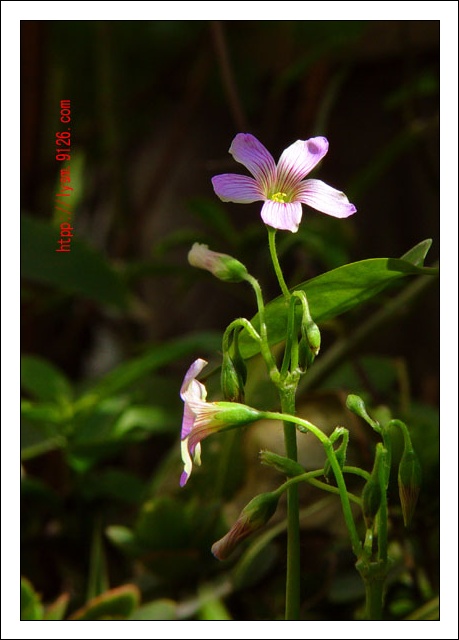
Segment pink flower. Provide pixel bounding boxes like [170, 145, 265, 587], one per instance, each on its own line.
[212, 133, 356, 233]
[180, 359, 262, 487]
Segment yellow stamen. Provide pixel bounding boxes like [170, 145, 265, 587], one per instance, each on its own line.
[271, 191, 288, 203]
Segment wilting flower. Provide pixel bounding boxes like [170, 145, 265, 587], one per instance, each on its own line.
[212, 133, 356, 233]
[180, 358, 262, 487]
[188, 243, 248, 283]
[212, 491, 280, 560]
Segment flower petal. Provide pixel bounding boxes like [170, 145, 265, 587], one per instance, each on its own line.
[180, 439, 202, 487]
[180, 358, 208, 401]
[296, 179, 357, 218]
[180, 359, 208, 440]
[181, 402, 196, 440]
[180, 439, 193, 486]
[211, 174, 263, 203]
[261, 200, 302, 233]
[276, 137, 329, 193]
[229, 133, 277, 194]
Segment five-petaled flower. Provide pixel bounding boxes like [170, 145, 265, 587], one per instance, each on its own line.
[180, 358, 262, 487]
[212, 133, 356, 233]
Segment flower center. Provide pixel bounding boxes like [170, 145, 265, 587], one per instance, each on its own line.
[271, 191, 288, 203]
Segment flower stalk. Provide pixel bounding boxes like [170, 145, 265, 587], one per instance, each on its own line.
[178, 132, 422, 621]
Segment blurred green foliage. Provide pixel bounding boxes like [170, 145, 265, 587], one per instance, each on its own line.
[20, 20, 438, 620]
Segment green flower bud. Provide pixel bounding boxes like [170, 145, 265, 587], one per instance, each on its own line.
[188, 243, 248, 283]
[298, 335, 314, 370]
[212, 492, 279, 560]
[304, 320, 321, 356]
[231, 333, 247, 386]
[361, 443, 387, 528]
[260, 450, 305, 477]
[346, 394, 380, 432]
[221, 351, 245, 403]
[362, 475, 382, 529]
[398, 449, 422, 527]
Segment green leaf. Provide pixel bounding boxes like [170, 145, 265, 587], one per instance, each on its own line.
[21, 355, 73, 402]
[129, 599, 178, 620]
[400, 239, 433, 267]
[105, 525, 142, 556]
[20, 418, 67, 461]
[43, 593, 70, 621]
[111, 406, 172, 438]
[21, 214, 129, 310]
[87, 520, 110, 601]
[69, 585, 140, 620]
[239, 246, 438, 359]
[21, 400, 68, 424]
[405, 596, 439, 621]
[21, 577, 44, 620]
[197, 587, 232, 620]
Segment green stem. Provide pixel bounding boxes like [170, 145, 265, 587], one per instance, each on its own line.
[363, 573, 385, 620]
[356, 550, 388, 620]
[223, 318, 261, 350]
[377, 448, 389, 564]
[244, 274, 279, 381]
[322, 440, 362, 558]
[275, 470, 362, 506]
[388, 419, 413, 451]
[344, 466, 371, 482]
[280, 296, 300, 377]
[263, 411, 362, 559]
[267, 230, 301, 619]
[267, 227, 290, 299]
[279, 388, 301, 621]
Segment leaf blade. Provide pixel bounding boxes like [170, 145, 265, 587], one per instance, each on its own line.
[239, 246, 438, 359]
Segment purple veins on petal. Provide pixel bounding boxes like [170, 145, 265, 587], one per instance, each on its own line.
[296, 179, 357, 219]
[261, 200, 303, 233]
[229, 133, 277, 193]
[276, 137, 329, 193]
[211, 174, 263, 203]
[211, 133, 356, 232]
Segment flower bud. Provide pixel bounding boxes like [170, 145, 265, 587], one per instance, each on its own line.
[231, 331, 247, 386]
[346, 394, 380, 432]
[362, 475, 382, 530]
[298, 335, 314, 370]
[304, 320, 321, 356]
[188, 243, 248, 283]
[260, 450, 305, 477]
[361, 444, 388, 529]
[211, 492, 279, 560]
[398, 449, 422, 527]
[221, 351, 245, 403]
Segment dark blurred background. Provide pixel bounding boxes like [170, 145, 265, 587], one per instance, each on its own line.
[20, 20, 439, 621]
